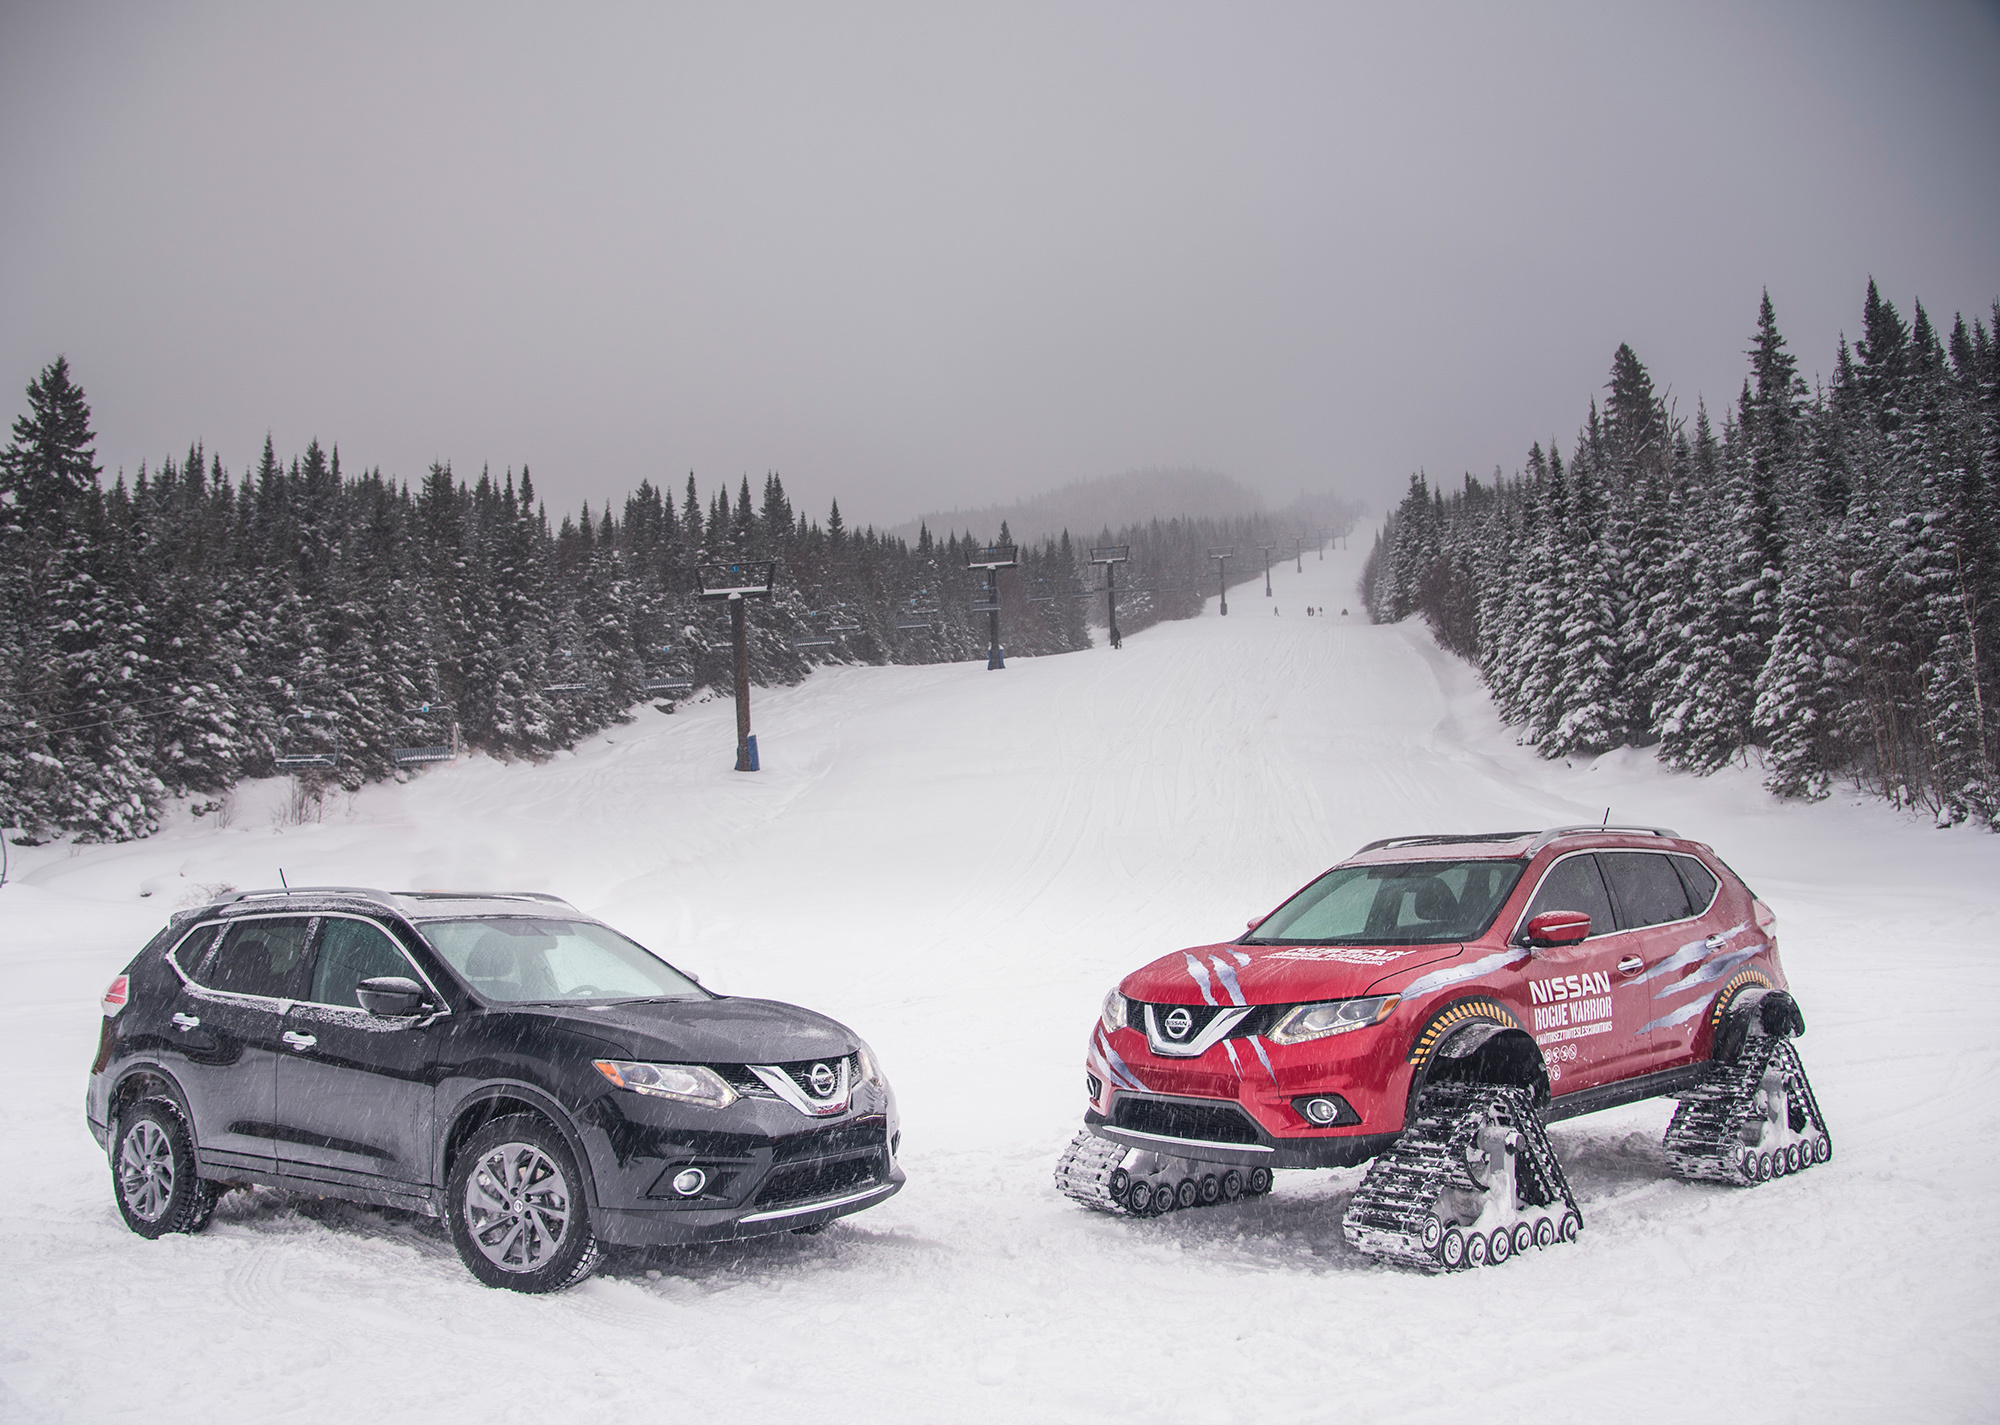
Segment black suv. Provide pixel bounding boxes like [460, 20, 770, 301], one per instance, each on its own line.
[88, 887, 903, 1291]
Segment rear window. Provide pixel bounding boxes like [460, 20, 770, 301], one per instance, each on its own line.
[1246, 859, 1526, 946]
[196, 917, 315, 999]
[1673, 855, 1721, 912]
[1602, 852, 1695, 929]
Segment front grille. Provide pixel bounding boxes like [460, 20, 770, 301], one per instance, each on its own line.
[1133, 1002, 1283, 1043]
[771, 1116, 887, 1164]
[753, 1152, 883, 1207]
[1113, 1096, 1263, 1145]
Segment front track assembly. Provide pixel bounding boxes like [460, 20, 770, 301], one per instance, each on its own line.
[1054, 1131, 1272, 1216]
[1341, 1083, 1580, 1272]
[1664, 1027, 1832, 1184]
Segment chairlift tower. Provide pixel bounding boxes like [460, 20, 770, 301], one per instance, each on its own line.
[1258, 542, 1278, 597]
[699, 560, 777, 771]
[966, 543, 1018, 670]
[1292, 539, 1304, 573]
[1207, 548, 1234, 615]
[1089, 544, 1130, 650]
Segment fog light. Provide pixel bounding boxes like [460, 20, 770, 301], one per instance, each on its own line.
[671, 1168, 707, 1197]
[1303, 1097, 1340, 1125]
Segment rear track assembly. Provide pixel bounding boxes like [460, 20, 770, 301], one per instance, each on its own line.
[1664, 1028, 1831, 1185]
[1341, 1084, 1580, 1272]
[1054, 1131, 1272, 1216]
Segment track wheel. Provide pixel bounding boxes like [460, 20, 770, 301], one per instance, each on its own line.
[1174, 1178, 1198, 1210]
[1126, 1180, 1154, 1215]
[1221, 1169, 1244, 1201]
[1247, 1167, 1273, 1196]
[1488, 1227, 1512, 1265]
[1532, 1216, 1554, 1249]
[1511, 1222, 1533, 1256]
[1439, 1225, 1467, 1270]
[1198, 1174, 1221, 1205]
[1466, 1232, 1489, 1267]
[1558, 1211, 1581, 1243]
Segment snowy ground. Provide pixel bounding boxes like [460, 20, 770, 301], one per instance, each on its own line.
[4, 530, 1997, 1423]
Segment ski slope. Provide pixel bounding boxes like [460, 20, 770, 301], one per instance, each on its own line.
[4, 530, 1997, 1423]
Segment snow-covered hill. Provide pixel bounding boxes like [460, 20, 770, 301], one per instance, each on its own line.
[4, 528, 1995, 1422]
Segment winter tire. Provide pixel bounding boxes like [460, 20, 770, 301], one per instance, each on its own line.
[113, 1099, 218, 1239]
[447, 1115, 602, 1293]
[1439, 1225, 1466, 1269]
[1488, 1226, 1512, 1265]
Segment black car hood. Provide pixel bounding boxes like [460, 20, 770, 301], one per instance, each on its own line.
[538, 995, 857, 1064]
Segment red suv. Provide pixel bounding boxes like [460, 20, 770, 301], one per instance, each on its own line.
[1055, 826, 1830, 1270]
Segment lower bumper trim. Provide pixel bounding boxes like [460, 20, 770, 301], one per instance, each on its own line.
[739, 1182, 896, 1223]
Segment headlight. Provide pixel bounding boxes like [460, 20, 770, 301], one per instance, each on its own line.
[1100, 988, 1130, 1034]
[856, 1042, 886, 1088]
[1266, 995, 1399, 1046]
[592, 1059, 738, 1109]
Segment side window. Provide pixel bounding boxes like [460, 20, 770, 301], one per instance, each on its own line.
[1672, 855, 1720, 913]
[310, 918, 420, 1008]
[197, 917, 316, 1000]
[1602, 852, 1695, 929]
[1523, 855, 1614, 938]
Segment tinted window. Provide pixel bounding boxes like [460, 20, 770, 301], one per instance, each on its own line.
[1523, 855, 1613, 939]
[310, 917, 419, 1008]
[1673, 855, 1720, 912]
[1246, 859, 1527, 945]
[1602, 852, 1694, 929]
[198, 917, 315, 999]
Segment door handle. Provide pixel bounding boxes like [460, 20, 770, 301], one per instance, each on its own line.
[171, 1012, 200, 1032]
[282, 1030, 317, 1051]
[1617, 955, 1644, 975]
[1705, 934, 1728, 949]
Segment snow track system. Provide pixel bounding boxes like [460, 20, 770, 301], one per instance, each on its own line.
[1341, 1084, 1580, 1272]
[1053, 1131, 1273, 1216]
[1664, 1028, 1832, 1185]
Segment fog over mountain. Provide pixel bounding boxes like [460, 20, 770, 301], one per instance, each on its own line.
[890, 468, 1283, 546]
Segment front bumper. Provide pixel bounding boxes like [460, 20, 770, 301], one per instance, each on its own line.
[577, 1082, 906, 1247]
[1085, 1097, 1395, 1169]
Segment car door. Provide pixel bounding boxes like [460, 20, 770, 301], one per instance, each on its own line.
[1515, 853, 1653, 1091]
[167, 915, 316, 1174]
[273, 914, 442, 1195]
[1597, 850, 1704, 1073]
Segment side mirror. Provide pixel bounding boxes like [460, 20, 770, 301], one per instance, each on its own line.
[1523, 910, 1591, 948]
[357, 975, 430, 1016]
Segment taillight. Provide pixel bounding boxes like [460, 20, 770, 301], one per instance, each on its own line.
[101, 975, 129, 1017]
[1753, 900, 1777, 935]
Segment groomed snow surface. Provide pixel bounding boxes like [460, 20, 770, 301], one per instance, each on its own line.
[4, 528, 1996, 1423]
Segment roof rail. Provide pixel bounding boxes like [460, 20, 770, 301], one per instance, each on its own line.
[394, 890, 580, 910]
[221, 886, 402, 910]
[1355, 831, 1537, 854]
[1525, 824, 1679, 854]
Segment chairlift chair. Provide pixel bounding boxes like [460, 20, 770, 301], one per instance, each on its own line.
[391, 703, 457, 767]
[274, 710, 341, 772]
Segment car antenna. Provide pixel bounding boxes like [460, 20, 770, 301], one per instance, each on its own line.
[279, 867, 289, 889]
[1600, 807, 1611, 828]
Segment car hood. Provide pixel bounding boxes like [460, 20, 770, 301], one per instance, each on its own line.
[533, 995, 858, 1063]
[1121, 940, 1470, 1005]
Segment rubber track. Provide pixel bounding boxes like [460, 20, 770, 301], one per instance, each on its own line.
[1663, 1030, 1831, 1185]
[1341, 1084, 1577, 1271]
[1053, 1130, 1130, 1212]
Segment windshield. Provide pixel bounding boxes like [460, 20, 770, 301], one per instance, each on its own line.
[419, 916, 705, 1003]
[1245, 858, 1527, 946]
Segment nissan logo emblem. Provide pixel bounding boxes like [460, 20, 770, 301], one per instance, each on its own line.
[1163, 1007, 1194, 1040]
[808, 1062, 837, 1097]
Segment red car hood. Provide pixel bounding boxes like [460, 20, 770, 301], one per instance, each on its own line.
[1122, 940, 1468, 1005]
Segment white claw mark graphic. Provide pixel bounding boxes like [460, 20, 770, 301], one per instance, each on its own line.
[1183, 954, 1219, 1007]
[1211, 956, 1247, 1007]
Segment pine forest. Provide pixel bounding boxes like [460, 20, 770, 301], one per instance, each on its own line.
[0, 359, 1354, 842]
[1362, 282, 2000, 829]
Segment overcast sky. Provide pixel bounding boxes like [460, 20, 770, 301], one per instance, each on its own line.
[2, 2, 1996, 527]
